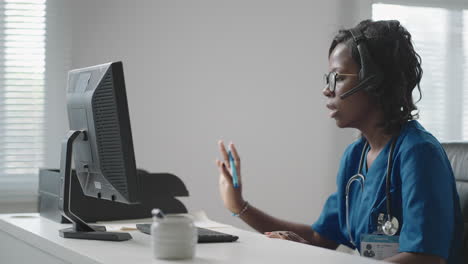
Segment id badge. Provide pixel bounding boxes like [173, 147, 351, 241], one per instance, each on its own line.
[360, 234, 399, 260]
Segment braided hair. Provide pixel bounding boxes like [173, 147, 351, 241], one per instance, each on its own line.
[329, 20, 423, 134]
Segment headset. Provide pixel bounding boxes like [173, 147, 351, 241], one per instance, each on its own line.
[339, 28, 384, 100]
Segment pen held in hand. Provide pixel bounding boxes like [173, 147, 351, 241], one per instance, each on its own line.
[228, 150, 239, 188]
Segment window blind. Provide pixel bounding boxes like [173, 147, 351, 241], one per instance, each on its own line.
[0, 0, 46, 197]
[372, 3, 468, 142]
[463, 12, 468, 139]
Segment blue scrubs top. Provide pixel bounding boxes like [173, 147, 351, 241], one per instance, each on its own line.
[312, 120, 463, 263]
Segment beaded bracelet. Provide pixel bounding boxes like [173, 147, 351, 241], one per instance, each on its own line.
[232, 201, 249, 217]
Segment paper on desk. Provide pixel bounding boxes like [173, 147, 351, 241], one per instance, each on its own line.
[104, 225, 138, 232]
[192, 210, 231, 229]
[101, 210, 230, 232]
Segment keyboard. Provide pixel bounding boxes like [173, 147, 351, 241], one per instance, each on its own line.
[136, 223, 239, 243]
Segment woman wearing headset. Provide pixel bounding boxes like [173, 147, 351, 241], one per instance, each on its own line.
[216, 20, 463, 264]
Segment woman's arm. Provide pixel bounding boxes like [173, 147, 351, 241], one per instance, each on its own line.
[385, 252, 446, 264]
[216, 141, 338, 250]
[237, 202, 339, 249]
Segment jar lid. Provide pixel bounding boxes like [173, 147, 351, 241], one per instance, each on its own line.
[157, 214, 193, 224]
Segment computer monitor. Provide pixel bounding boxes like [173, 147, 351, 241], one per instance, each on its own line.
[58, 61, 140, 241]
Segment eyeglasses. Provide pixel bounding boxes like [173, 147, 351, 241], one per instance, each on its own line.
[324, 72, 358, 92]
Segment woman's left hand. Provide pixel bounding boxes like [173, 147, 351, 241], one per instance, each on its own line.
[264, 231, 310, 244]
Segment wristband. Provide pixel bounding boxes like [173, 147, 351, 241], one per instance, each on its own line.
[232, 201, 249, 217]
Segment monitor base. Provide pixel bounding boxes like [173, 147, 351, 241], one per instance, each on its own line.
[59, 227, 131, 241]
[58, 130, 132, 242]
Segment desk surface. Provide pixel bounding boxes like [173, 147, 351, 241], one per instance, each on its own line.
[0, 213, 384, 264]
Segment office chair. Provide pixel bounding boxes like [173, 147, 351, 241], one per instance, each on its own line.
[441, 142, 468, 261]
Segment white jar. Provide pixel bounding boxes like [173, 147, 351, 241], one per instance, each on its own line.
[151, 213, 197, 260]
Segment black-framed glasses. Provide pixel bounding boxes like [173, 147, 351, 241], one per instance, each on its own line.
[324, 72, 358, 92]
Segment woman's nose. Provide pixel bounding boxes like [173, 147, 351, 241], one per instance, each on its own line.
[322, 86, 334, 97]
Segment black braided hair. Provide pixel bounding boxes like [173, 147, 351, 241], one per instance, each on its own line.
[329, 19, 423, 134]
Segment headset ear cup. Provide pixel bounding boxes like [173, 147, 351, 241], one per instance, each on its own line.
[363, 73, 384, 93]
[371, 73, 384, 93]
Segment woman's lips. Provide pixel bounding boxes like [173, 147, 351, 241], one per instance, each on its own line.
[326, 103, 338, 118]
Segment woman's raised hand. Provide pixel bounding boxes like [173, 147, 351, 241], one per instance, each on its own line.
[216, 140, 246, 214]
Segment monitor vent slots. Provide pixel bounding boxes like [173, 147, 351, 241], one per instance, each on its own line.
[92, 69, 129, 197]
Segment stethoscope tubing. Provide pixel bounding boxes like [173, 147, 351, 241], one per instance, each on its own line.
[345, 136, 398, 247]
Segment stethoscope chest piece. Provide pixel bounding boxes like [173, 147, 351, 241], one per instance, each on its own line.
[382, 216, 399, 236]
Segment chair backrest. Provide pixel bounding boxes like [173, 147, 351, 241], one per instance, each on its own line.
[441, 142, 468, 260]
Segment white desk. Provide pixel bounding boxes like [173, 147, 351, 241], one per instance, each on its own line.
[0, 213, 384, 264]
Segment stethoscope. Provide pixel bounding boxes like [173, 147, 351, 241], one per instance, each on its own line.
[345, 136, 400, 247]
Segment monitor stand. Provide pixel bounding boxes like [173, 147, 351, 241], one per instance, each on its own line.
[58, 130, 132, 241]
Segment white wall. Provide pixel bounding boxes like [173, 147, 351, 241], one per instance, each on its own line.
[47, 0, 371, 229]
[44, 0, 72, 172]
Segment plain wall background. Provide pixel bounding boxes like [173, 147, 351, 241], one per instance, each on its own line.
[44, 0, 371, 230]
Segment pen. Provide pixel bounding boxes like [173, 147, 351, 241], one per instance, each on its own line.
[228, 150, 239, 188]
